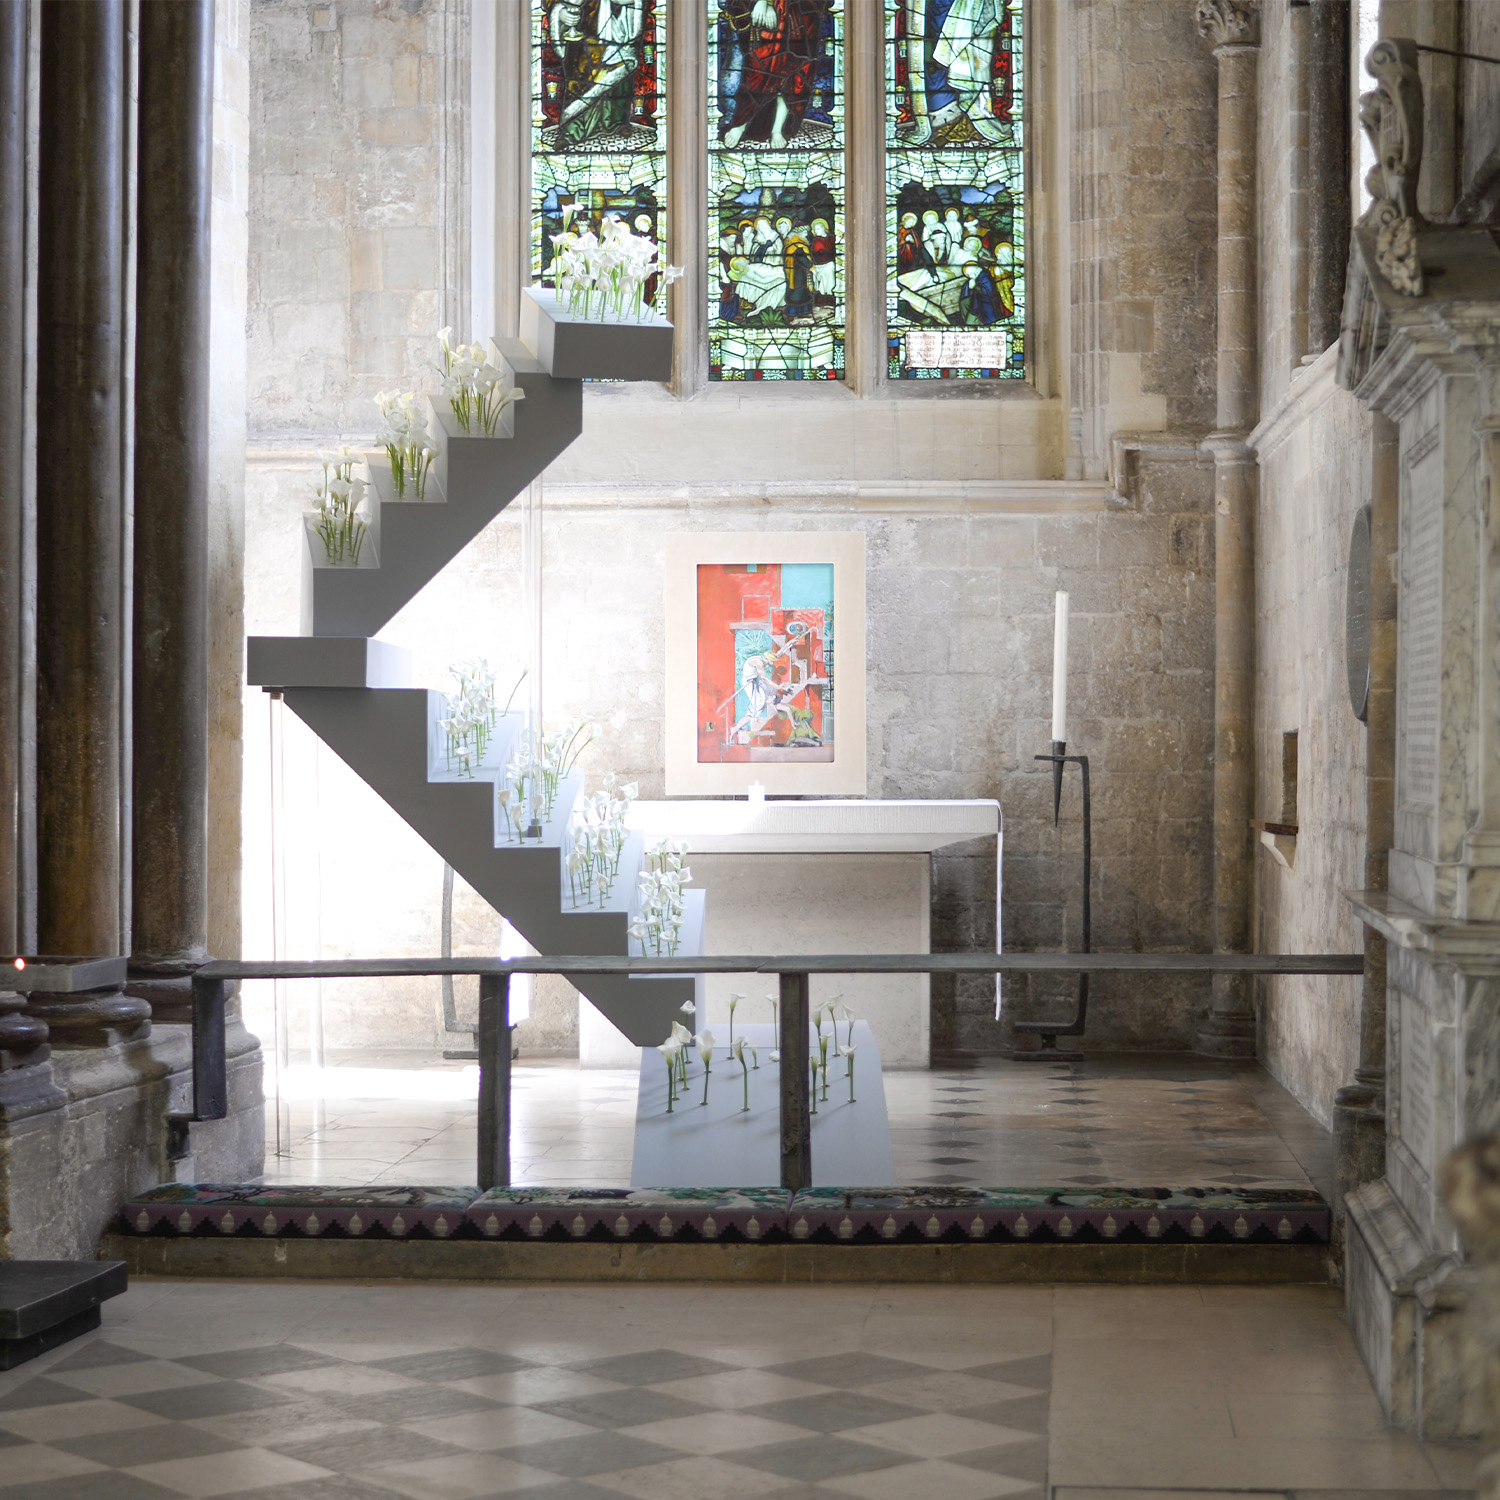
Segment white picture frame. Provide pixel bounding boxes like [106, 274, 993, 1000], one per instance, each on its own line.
[664, 531, 867, 797]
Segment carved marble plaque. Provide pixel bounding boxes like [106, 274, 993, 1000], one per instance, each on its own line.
[1396, 420, 1444, 855]
[1399, 997, 1437, 1177]
[1346, 506, 1371, 722]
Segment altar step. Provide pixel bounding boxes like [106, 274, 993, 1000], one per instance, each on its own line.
[102, 1184, 1332, 1285]
[245, 294, 699, 1047]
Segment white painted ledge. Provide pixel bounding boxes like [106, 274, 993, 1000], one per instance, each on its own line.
[627, 798, 1000, 854]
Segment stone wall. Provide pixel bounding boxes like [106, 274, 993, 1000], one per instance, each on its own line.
[1067, 0, 1218, 479]
[248, 0, 467, 442]
[1250, 352, 1373, 1126]
[1256, 0, 1309, 404]
[241, 0, 1223, 1060]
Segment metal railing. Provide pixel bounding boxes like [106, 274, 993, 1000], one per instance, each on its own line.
[186, 951, 1365, 1192]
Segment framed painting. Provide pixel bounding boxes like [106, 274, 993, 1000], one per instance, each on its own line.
[665, 532, 866, 796]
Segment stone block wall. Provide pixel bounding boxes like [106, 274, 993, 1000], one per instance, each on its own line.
[248, 0, 467, 442]
[1250, 352, 1373, 1125]
[1067, 0, 1218, 479]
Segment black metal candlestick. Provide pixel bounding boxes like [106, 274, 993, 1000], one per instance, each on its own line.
[1013, 740, 1091, 1062]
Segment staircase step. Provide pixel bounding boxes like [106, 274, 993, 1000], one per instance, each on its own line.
[520, 286, 673, 381]
[303, 361, 582, 638]
[277, 685, 701, 1043]
[247, 636, 412, 690]
[247, 302, 696, 1046]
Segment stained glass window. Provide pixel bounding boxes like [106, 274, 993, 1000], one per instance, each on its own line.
[533, 1, 667, 309]
[707, 1, 845, 381]
[886, 0, 1025, 379]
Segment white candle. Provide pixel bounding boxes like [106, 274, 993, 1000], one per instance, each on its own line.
[1051, 591, 1069, 743]
[748, 781, 766, 804]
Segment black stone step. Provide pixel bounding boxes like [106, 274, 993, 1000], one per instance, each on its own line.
[0, 1260, 127, 1369]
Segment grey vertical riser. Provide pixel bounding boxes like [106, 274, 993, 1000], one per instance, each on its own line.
[307, 363, 582, 638]
[367, 452, 447, 514]
[299, 513, 383, 637]
[280, 687, 697, 1043]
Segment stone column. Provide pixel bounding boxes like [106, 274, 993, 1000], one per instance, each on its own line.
[128, 0, 214, 1023]
[30, 0, 148, 1044]
[1195, 0, 1260, 1059]
[0, 0, 24, 958]
[1306, 0, 1350, 352]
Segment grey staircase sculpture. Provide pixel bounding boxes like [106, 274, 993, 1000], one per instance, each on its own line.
[247, 291, 698, 1046]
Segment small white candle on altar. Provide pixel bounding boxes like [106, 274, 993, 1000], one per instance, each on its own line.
[748, 781, 766, 804]
[1051, 590, 1069, 743]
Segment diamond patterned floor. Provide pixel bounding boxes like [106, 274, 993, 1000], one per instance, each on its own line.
[0, 1334, 1050, 1498]
[0, 1281, 1476, 1499]
[260, 1051, 1333, 1195]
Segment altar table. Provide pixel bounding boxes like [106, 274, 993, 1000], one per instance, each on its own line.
[578, 799, 1001, 1068]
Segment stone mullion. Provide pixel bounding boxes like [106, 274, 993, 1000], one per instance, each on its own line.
[842, 0, 883, 395]
[0, 0, 25, 958]
[31, 0, 148, 1043]
[494, 0, 531, 342]
[127, 0, 214, 1023]
[667, 0, 705, 396]
[1306, 0, 1350, 353]
[1196, 1, 1260, 1059]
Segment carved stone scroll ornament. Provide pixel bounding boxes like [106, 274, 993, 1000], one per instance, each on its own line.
[1359, 37, 1426, 296]
[1194, 0, 1259, 50]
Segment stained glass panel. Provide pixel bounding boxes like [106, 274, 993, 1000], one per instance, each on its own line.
[886, 0, 1025, 379]
[532, 1, 667, 308]
[708, 0, 845, 381]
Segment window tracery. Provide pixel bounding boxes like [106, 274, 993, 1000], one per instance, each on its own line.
[522, 0, 1028, 388]
[886, 0, 1025, 379]
[532, 0, 668, 309]
[708, 0, 845, 381]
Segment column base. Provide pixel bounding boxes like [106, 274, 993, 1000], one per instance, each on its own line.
[125, 959, 201, 1025]
[1332, 1083, 1386, 1267]
[1194, 1012, 1256, 1059]
[0, 991, 50, 1070]
[24, 988, 151, 1047]
[0, 1021, 263, 1258]
[1345, 1178, 1486, 1438]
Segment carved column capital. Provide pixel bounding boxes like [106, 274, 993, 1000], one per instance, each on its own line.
[1195, 0, 1260, 51]
[1356, 36, 1426, 296]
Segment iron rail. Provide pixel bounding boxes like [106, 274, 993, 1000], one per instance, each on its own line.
[186, 951, 1365, 1191]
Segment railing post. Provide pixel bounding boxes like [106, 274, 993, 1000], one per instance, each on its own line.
[779, 971, 811, 1191]
[190, 971, 227, 1121]
[477, 972, 511, 1191]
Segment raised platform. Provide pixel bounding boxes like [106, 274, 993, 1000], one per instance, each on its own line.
[105, 1233, 1330, 1284]
[630, 1023, 897, 1187]
[109, 1182, 1331, 1283]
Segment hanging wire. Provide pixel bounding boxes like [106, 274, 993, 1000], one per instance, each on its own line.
[1415, 42, 1500, 67]
[269, 694, 292, 1159]
[267, 694, 285, 1158]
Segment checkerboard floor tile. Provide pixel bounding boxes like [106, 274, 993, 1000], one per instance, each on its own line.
[258, 1050, 1333, 1196]
[0, 1331, 1052, 1498]
[0, 1282, 1476, 1498]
